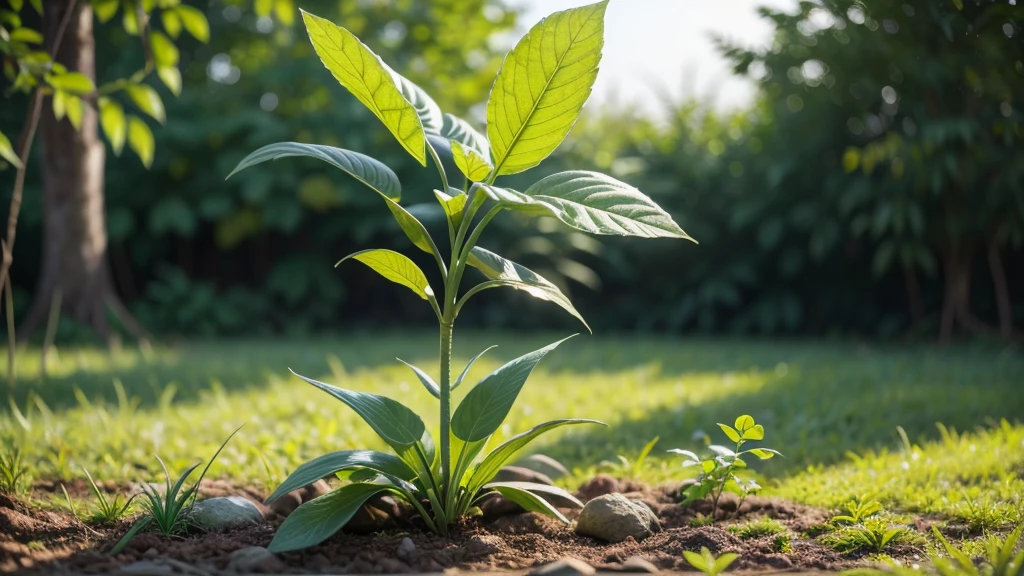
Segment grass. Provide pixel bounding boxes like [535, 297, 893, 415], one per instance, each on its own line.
[1, 333, 1022, 535]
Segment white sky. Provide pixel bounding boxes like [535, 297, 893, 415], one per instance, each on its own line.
[517, 0, 797, 119]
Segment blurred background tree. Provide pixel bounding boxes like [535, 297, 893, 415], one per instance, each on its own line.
[1, 0, 1021, 342]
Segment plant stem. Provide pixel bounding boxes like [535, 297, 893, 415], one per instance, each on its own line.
[427, 142, 450, 192]
[438, 316, 453, 505]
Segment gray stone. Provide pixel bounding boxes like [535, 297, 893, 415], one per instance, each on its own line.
[189, 496, 264, 531]
[620, 556, 660, 573]
[574, 493, 660, 543]
[397, 536, 418, 561]
[493, 465, 554, 485]
[529, 557, 596, 576]
[226, 546, 284, 574]
[515, 454, 571, 480]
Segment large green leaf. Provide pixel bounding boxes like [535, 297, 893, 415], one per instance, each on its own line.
[266, 450, 414, 504]
[452, 141, 493, 182]
[386, 65, 442, 133]
[486, 481, 583, 509]
[471, 183, 550, 215]
[441, 113, 489, 155]
[226, 142, 400, 200]
[466, 247, 589, 331]
[377, 194, 437, 256]
[289, 370, 427, 450]
[301, 10, 426, 165]
[451, 337, 572, 442]
[268, 483, 391, 552]
[481, 482, 569, 523]
[468, 419, 603, 494]
[486, 1, 606, 176]
[336, 249, 433, 300]
[397, 359, 439, 399]
[524, 170, 694, 239]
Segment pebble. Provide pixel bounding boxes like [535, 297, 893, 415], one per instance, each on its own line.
[189, 496, 264, 531]
[225, 546, 284, 574]
[529, 557, 596, 576]
[620, 556, 660, 573]
[575, 493, 661, 543]
[397, 536, 417, 561]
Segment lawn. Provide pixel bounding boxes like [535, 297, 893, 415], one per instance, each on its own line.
[3, 332, 1022, 537]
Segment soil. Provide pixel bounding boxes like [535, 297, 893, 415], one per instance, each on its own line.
[1, 476, 909, 574]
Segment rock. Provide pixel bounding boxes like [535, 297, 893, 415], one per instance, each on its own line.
[578, 474, 620, 501]
[493, 466, 554, 486]
[515, 454, 571, 480]
[480, 493, 523, 520]
[529, 557, 596, 576]
[620, 556, 660, 573]
[189, 497, 264, 531]
[575, 493, 660, 543]
[267, 480, 330, 517]
[226, 547, 284, 574]
[397, 537, 417, 562]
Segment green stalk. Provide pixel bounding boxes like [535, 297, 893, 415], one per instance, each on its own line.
[438, 316, 454, 503]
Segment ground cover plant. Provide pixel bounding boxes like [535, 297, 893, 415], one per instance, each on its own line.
[226, 0, 695, 552]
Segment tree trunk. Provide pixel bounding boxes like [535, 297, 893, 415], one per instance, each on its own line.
[19, 0, 146, 344]
[987, 234, 1014, 340]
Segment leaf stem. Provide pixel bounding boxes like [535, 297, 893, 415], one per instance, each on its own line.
[453, 280, 502, 317]
[427, 141, 449, 192]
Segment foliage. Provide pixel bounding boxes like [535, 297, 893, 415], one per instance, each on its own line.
[82, 466, 135, 524]
[0, 442, 29, 493]
[832, 495, 885, 525]
[931, 524, 1024, 576]
[111, 425, 240, 554]
[228, 0, 693, 550]
[683, 546, 740, 576]
[672, 415, 780, 518]
[600, 435, 659, 479]
[728, 516, 787, 540]
[821, 516, 922, 554]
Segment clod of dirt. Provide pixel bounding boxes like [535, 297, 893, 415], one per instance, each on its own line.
[576, 493, 661, 543]
[529, 557, 596, 576]
[578, 474, 620, 501]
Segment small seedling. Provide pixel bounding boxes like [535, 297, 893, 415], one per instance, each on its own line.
[930, 524, 1023, 576]
[601, 436, 660, 479]
[822, 518, 913, 554]
[111, 426, 241, 554]
[728, 516, 787, 540]
[671, 415, 781, 518]
[832, 495, 884, 524]
[0, 443, 29, 494]
[83, 467, 135, 524]
[683, 546, 740, 576]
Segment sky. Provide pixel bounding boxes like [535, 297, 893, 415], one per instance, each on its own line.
[517, 0, 797, 118]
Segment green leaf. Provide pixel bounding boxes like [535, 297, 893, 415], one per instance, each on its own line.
[9, 0, 22, 11]
[149, 31, 178, 67]
[176, 5, 209, 43]
[452, 344, 496, 391]
[713, 552, 740, 575]
[466, 246, 589, 331]
[378, 194, 437, 256]
[157, 66, 182, 96]
[122, 9, 139, 35]
[386, 65, 442, 133]
[441, 113, 489, 155]
[93, 0, 118, 23]
[9, 28, 43, 44]
[227, 142, 400, 200]
[52, 90, 66, 120]
[472, 183, 548, 214]
[734, 415, 755, 431]
[275, 0, 295, 26]
[0, 129, 23, 169]
[336, 249, 433, 301]
[29, 0, 40, 14]
[255, 0, 273, 18]
[125, 84, 166, 124]
[289, 370, 427, 450]
[266, 450, 414, 504]
[523, 171, 693, 239]
[397, 359, 439, 399]
[434, 188, 468, 231]
[451, 336, 572, 442]
[486, 1, 606, 176]
[468, 419, 603, 494]
[483, 482, 568, 523]
[452, 141, 493, 182]
[161, 8, 181, 38]
[99, 98, 126, 155]
[717, 423, 740, 443]
[48, 71, 94, 94]
[682, 550, 710, 573]
[742, 425, 764, 441]
[747, 448, 781, 460]
[127, 116, 154, 168]
[268, 483, 391, 553]
[668, 449, 701, 463]
[301, 10, 425, 166]
[64, 94, 83, 130]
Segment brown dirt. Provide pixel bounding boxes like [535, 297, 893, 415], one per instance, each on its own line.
[2, 478, 916, 574]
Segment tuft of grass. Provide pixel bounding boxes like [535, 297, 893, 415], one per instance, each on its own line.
[82, 467, 135, 524]
[728, 516, 788, 540]
[930, 524, 1024, 576]
[821, 518, 926, 554]
[0, 442, 29, 494]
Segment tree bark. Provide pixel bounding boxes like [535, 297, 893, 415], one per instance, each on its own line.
[19, 0, 146, 343]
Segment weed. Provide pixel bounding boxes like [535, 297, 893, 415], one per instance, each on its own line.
[822, 518, 921, 554]
[930, 524, 1024, 576]
[728, 516, 787, 540]
[601, 436, 660, 479]
[683, 546, 740, 576]
[833, 495, 885, 524]
[82, 467, 135, 524]
[689, 513, 716, 527]
[0, 442, 29, 494]
[672, 415, 781, 519]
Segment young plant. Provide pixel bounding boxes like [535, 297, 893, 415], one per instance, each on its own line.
[832, 494, 884, 525]
[822, 518, 915, 554]
[683, 546, 740, 576]
[82, 467, 136, 524]
[231, 0, 692, 553]
[228, 1, 693, 552]
[930, 524, 1024, 576]
[601, 436, 660, 479]
[671, 415, 780, 518]
[111, 426, 240, 554]
[0, 443, 29, 494]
